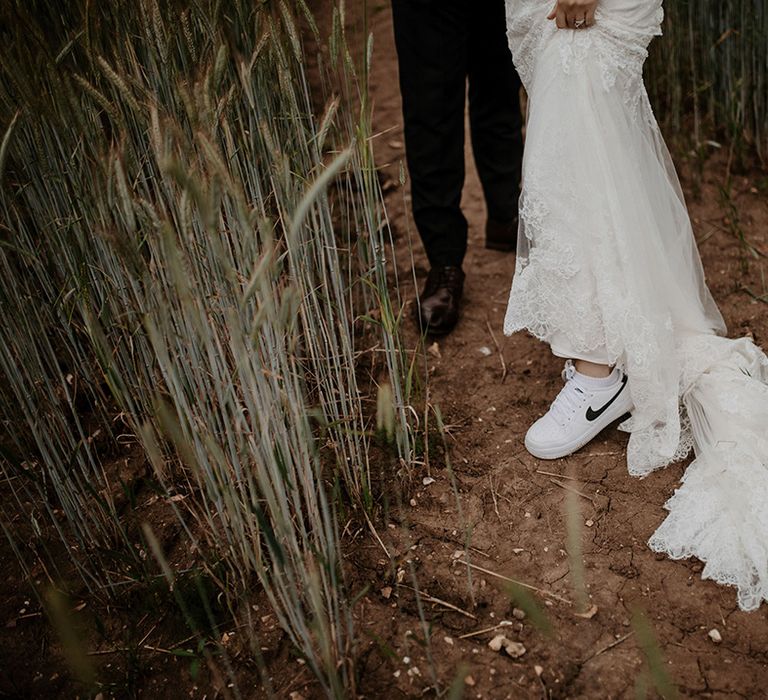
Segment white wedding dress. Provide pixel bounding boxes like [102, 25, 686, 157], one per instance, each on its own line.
[503, 0, 768, 611]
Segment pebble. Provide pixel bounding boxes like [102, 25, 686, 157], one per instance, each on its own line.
[488, 634, 527, 658]
[708, 628, 723, 644]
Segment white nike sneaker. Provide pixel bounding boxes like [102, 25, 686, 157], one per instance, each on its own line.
[525, 360, 633, 460]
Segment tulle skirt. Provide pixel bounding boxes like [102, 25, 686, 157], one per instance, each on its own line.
[504, 0, 768, 611]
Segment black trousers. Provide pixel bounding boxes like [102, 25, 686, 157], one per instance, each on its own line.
[391, 0, 523, 268]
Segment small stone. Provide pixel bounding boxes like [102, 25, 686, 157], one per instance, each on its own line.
[381, 586, 392, 600]
[585, 519, 594, 528]
[444, 636, 454, 646]
[464, 675, 476, 687]
[409, 498, 417, 507]
[512, 608, 526, 620]
[708, 628, 722, 644]
[479, 346, 493, 356]
[534, 665, 544, 677]
[575, 604, 599, 619]
[488, 634, 527, 658]
[422, 476, 435, 486]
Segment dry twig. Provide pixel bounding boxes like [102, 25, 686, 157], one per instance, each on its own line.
[485, 319, 508, 382]
[398, 584, 477, 620]
[456, 559, 573, 606]
[458, 621, 513, 640]
[582, 631, 634, 663]
[549, 477, 595, 502]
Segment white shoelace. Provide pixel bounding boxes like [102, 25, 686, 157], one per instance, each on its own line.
[548, 360, 588, 427]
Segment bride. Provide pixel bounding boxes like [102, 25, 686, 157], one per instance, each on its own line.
[503, 0, 768, 611]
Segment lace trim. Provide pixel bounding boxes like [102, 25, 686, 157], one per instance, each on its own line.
[650, 337, 768, 611]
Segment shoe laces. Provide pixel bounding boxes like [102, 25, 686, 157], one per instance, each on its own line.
[549, 360, 588, 427]
[428, 266, 464, 292]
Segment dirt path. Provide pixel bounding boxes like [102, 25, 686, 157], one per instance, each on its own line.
[355, 1, 768, 697]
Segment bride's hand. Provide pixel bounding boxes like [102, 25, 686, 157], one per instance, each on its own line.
[547, 0, 598, 29]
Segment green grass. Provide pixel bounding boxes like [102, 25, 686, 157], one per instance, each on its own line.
[647, 0, 768, 165]
[0, 0, 413, 693]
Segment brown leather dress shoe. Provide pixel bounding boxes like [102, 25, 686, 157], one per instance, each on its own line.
[485, 217, 519, 252]
[415, 266, 465, 336]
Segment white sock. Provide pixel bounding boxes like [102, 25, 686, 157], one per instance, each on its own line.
[574, 367, 620, 388]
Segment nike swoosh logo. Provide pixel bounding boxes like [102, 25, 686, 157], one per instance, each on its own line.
[585, 375, 629, 422]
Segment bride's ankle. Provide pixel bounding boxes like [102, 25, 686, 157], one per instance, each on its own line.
[574, 359, 613, 378]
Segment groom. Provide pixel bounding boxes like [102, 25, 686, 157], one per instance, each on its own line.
[391, 0, 523, 335]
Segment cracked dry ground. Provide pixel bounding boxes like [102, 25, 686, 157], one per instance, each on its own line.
[349, 2, 768, 698]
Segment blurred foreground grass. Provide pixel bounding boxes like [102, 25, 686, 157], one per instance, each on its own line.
[0, 0, 414, 693]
